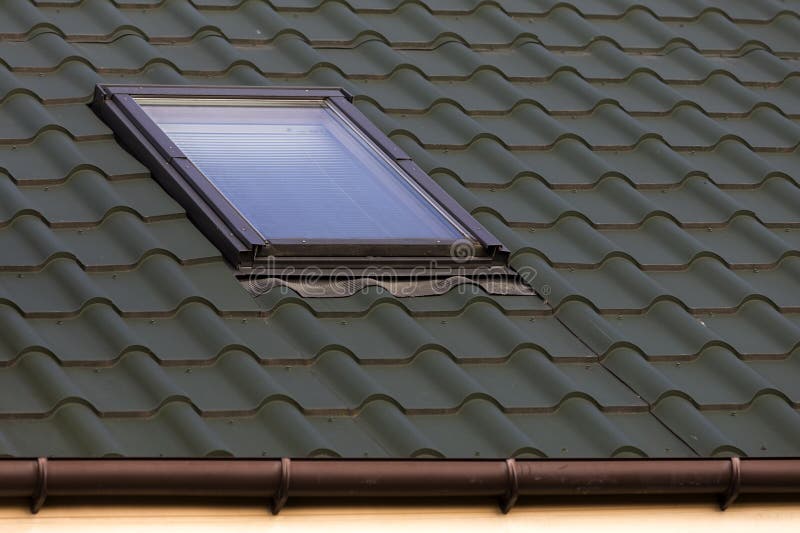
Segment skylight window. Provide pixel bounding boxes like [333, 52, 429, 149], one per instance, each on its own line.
[92, 86, 505, 270]
[138, 101, 464, 242]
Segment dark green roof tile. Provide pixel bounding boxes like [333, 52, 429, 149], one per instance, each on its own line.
[0, 0, 797, 457]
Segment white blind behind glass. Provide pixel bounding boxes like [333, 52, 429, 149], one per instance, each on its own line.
[140, 103, 464, 241]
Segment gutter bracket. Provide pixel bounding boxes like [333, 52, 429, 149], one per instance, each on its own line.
[720, 457, 741, 511]
[30, 457, 48, 514]
[270, 457, 291, 515]
[500, 458, 519, 514]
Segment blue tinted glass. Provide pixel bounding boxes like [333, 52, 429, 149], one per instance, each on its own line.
[139, 102, 465, 242]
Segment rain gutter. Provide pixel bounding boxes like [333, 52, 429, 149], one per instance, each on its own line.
[2, 457, 798, 514]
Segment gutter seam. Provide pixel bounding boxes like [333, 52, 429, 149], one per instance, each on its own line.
[271, 457, 291, 515]
[30, 457, 47, 514]
[721, 456, 741, 510]
[500, 458, 518, 514]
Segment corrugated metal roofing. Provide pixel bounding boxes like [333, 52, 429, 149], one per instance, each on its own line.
[0, 0, 798, 458]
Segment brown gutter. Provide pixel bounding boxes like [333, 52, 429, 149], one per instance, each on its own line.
[2, 457, 799, 514]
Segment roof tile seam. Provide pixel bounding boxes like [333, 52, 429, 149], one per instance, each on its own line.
[30, 0, 800, 24]
[0, 342, 602, 369]
[650, 388, 798, 412]
[5, 23, 798, 59]
[431, 166, 800, 192]
[388, 129, 800, 153]
[0, 390, 651, 420]
[548, 293, 798, 318]
[1, 162, 151, 186]
[471, 206, 800, 231]
[0, 391, 655, 425]
[0, 246, 222, 272]
[0, 206, 187, 229]
[4, 32, 797, 89]
[508, 248, 800, 272]
[358, 92, 800, 120]
[592, 338, 800, 363]
[452, 172, 800, 193]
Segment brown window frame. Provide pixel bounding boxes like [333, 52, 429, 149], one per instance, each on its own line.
[91, 85, 507, 270]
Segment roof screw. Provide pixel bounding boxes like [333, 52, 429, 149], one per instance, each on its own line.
[56, 320, 62, 325]
[327, 417, 333, 423]
[111, 273, 117, 279]
[340, 320, 348, 326]
[43, 187, 48, 191]
[561, 447, 567, 453]
[149, 319, 156, 325]
[665, 448, 670, 453]
[241, 319, 247, 324]
[753, 267, 759, 273]
[17, 273, 22, 278]
[474, 451, 480, 457]
[706, 227, 712, 232]
[185, 368, 192, 374]
[10, 145, 15, 150]
[761, 444, 767, 451]
[77, 229, 83, 235]
[529, 317, 535, 322]
[675, 362, 680, 367]
[730, 412, 736, 416]
[301, 240, 307, 244]
[616, 315, 622, 320]
[585, 365, 590, 370]
[528, 227, 536, 233]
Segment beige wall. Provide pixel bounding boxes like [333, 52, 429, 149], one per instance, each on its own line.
[1, 500, 799, 533]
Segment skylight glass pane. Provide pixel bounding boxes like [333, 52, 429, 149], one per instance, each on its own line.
[138, 100, 465, 242]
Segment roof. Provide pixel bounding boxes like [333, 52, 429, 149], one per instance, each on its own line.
[0, 0, 798, 458]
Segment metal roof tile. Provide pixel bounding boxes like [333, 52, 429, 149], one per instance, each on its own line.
[0, 0, 797, 458]
[676, 394, 800, 456]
